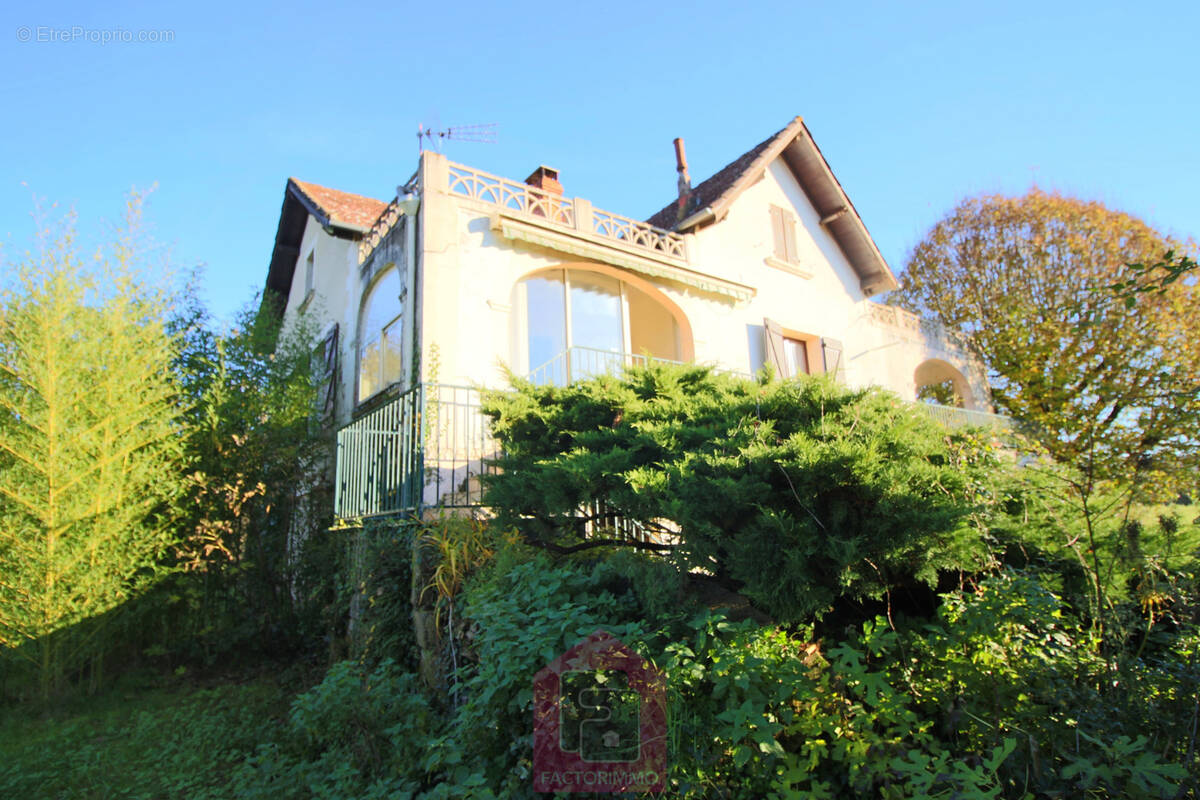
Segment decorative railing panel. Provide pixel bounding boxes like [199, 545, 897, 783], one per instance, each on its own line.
[335, 384, 424, 518]
[527, 346, 683, 386]
[447, 164, 575, 226]
[358, 198, 403, 264]
[591, 208, 687, 260]
[334, 383, 498, 519]
[445, 161, 686, 262]
[868, 302, 974, 354]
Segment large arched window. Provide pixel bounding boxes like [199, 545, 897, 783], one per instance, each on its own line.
[522, 268, 681, 384]
[358, 266, 403, 401]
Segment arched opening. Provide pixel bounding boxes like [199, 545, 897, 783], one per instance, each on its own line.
[357, 265, 404, 402]
[515, 265, 693, 384]
[914, 358, 976, 411]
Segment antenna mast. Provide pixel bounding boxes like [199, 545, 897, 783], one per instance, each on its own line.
[417, 122, 497, 155]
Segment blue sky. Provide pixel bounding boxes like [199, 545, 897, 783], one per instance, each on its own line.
[2, 0, 1196, 323]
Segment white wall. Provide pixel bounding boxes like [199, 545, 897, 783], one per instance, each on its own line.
[292, 151, 988, 421]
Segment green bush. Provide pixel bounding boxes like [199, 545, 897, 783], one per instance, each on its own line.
[353, 519, 419, 670]
[233, 659, 436, 799]
[449, 547, 650, 796]
[482, 365, 998, 623]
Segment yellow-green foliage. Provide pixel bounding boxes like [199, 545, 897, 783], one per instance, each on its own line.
[0, 197, 188, 696]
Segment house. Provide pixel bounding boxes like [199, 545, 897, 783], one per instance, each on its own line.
[261, 116, 997, 519]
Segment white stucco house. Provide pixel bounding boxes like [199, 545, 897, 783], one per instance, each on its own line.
[261, 116, 997, 518]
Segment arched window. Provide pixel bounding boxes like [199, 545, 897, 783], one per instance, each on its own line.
[522, 268, 681, 384]
[358, 266, 403, 401]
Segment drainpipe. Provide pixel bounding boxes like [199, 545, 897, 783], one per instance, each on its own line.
[395, 194, 420, 390]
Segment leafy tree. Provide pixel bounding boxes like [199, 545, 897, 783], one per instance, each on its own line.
[896, 190, 1200, 634]
[0, 198, 188, 697]
[166, 295, 334, 660]
[896, 188, 1199, 493]
[481, 365, 998, 623]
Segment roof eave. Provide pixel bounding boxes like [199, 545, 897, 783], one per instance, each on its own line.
[783, 123, 900, 295]
[677, 117, 899, 297]
[261, 181, 374, 323]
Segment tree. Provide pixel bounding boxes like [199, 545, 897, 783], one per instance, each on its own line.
[895, 189, 1200, 631]
[897, 188, 1199, 486]
[169, 296, 334, 660]
[0, 198, 189, 697]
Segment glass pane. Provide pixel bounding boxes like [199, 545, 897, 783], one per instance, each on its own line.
[361, 268, 403, 340]
[526, 272, 566, 384]
[569, 272, 623, 381]
[381, 320, 403, 386]
[569, 272, 623, 353]
[626, 284, 679, 363]
[359, 337, 381, 399]
[783, 338, 808, 376]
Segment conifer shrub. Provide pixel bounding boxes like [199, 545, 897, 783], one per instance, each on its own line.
[481, 365, 999, 623]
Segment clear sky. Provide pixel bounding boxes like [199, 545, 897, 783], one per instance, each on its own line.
[2, 0, 1196, 323]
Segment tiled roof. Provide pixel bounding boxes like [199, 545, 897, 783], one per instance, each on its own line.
[289, 178, 388, 231]
[645, 123, 793, 230]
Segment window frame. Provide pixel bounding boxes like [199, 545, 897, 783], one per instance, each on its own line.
[521, 268, 682, 383]
[356, 266, 405, 405]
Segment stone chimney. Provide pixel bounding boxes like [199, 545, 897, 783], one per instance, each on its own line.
[674, 138, 692, 224]
[525, 165, 563, 195]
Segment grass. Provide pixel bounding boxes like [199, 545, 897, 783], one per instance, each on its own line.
[0, 664, 307, 799]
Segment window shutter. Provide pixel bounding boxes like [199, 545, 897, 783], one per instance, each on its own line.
[763, 317, 788, 378]
[821, 337, 845, 383]
[317, 324, 339, 422]
[784, 212, 799, 263]
[769, 207, 787, 261]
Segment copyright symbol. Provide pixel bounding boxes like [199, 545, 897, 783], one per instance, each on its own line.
[16, 26, 31, 42]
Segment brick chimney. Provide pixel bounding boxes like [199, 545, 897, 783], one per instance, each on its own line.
[674, 138, 692, 224]
[525, 165, 563, 195]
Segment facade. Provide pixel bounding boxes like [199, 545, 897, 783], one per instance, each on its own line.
[262, 117, 997, 518]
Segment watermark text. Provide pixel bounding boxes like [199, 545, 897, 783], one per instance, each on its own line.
[16, 26, 175, 44]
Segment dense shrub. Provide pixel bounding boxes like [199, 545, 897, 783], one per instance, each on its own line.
[448, 545, 652, 795]
[482, 365, 1000, 622]
[232, 659, 436, 799]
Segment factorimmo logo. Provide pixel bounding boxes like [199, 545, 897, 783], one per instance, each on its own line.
[533, 631, 666, 793]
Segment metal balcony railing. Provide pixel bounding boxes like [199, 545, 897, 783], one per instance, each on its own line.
[916, 403, 1012, 430]
[334, 383, 497, 519]
[527, 346, 684, 386]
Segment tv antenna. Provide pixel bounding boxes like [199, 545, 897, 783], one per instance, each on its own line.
[417, 122, 497, 155]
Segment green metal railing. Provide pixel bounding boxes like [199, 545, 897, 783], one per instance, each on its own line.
[334, 383, 497, 519]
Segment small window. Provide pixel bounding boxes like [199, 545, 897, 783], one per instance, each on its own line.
[782, 337, 809, 376]
[763, 317, 818, 379]
[769, 205, 800, 265]
[304, 250, 315, 297]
